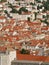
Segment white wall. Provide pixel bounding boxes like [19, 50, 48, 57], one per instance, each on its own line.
[25, 0, 35, 3]
[0, 56, 1, 65]
[7, 0, 15, 3]
[9, 51, 16, 65]
[0, 19, 6, 22]
[37, 14, 43, 19]
[0, 54, 9, 65]
[30, 13, 35, 22]
[0, 50, 16, 65]
[11, 13, 31, 20]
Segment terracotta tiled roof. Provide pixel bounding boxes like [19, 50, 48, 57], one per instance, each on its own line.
[0, 46, 6, 52]
[0, 16, 5, 19]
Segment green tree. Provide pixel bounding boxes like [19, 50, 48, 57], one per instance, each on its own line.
[0, 0, 7, 2]
[43, 0, 49, 10]
[34, 12, 37, 20]
[35, 0, 41, 3]
[21, 49, 26, 54]
[27, 17, 30, 21]
[4, 10, 8, 14]
[41, 19, 49, 25]
[18, 7, 28, 14]
[8, 3, 14, 9]
[30, 2, 35, 5]
[10, 8, 18, 13]
[20, 49, 29, 54]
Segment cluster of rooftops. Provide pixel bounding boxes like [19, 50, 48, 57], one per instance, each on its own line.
[0, 0, 49, 62]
